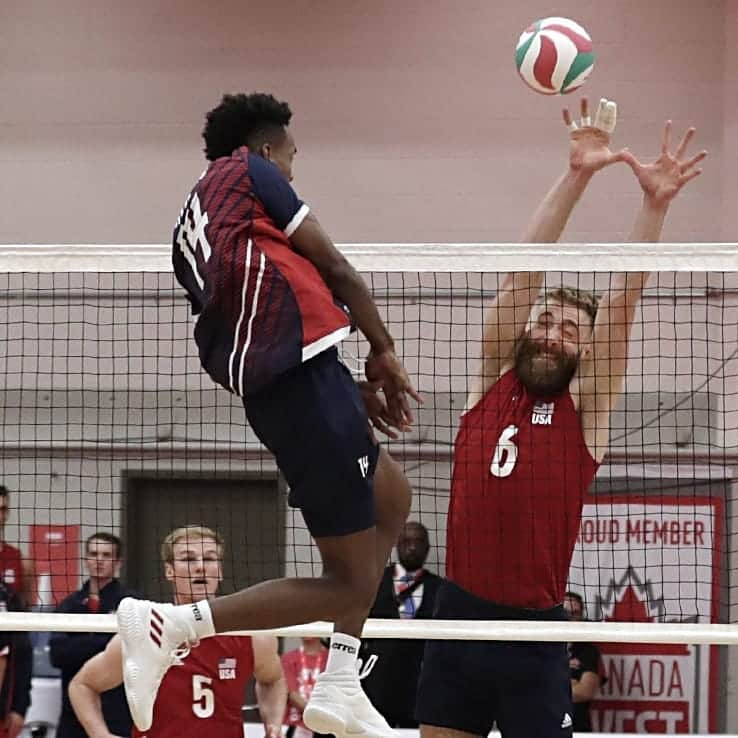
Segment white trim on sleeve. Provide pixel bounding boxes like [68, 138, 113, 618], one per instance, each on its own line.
[284, 204, 310, 238]
[302, 325, 351, 362]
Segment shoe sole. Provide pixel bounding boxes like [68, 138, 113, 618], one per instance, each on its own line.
[303, 704, 348, 738]
[117, 600, 153, 732]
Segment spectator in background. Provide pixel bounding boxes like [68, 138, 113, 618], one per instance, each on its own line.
[564, 591, 605, 732]
[0, 485, 35, 738]
[282, 637, 328, 738]
[0, 580, 31, 738]
[0, 487, 35, 609]
[49, 533, 137, 738]
[361, 522, 442, 728]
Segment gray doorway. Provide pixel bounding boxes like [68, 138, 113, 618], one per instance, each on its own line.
[123, 473, 285, 601]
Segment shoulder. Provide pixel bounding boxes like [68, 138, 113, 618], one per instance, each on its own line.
[463, 367, 517, 416]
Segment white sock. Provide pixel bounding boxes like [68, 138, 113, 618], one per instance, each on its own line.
[175, 599, 216, 639]
[326, 632, 361, 673]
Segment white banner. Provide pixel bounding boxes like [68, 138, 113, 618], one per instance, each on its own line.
[568, 498, 720, 733]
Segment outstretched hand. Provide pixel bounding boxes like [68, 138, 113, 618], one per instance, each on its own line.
[365, 348, 422, 431]
[563, 97, 630, 174]
[358, 379, 404, 440]
[620, 121, 707, 206]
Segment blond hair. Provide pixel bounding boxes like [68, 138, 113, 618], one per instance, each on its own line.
[540, 287, 599, 325]
[161, 525, 224, 564]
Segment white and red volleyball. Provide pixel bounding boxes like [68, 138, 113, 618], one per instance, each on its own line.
[515, 17, 594, 95]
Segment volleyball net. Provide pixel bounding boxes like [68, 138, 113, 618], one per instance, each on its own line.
[1, 243, 738, 732]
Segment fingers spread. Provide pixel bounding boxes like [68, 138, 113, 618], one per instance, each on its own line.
[563, 107, 578, 132]
[680, 149, 708, 173]
[662, 120, 672, 154]
[674, 126, 696, 159]
[580, 97, 591, 127]
[594, 99, 617, 134]
[680, 167, 703, 185]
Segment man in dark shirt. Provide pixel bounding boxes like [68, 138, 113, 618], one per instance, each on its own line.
[50, 533, 138, 738]
[362, 522, 442, 728]
[564, 591, 604, 732]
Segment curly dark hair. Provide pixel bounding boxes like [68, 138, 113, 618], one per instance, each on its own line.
[202, 92, 292, 161]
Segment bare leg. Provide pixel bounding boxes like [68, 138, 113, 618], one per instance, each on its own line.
[333, 447, 411, 636]
[209, 447, 411, 638]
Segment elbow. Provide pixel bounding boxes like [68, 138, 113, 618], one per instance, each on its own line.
[67, 678, 81, 710]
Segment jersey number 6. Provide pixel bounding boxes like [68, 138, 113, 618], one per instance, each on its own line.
[490, 424, 518, 478]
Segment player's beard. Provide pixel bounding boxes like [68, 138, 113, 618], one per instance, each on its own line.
[514, 335, 578, 397]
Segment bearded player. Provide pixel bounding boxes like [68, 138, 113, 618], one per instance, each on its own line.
[416, 99, 707, 738]
[69, 526, 286, 738]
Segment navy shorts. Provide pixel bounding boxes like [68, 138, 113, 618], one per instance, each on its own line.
[243, 348, 379, 538]
[416, 581, 573, 738]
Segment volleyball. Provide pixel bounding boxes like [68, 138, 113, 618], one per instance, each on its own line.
[515, 17, 594, 95]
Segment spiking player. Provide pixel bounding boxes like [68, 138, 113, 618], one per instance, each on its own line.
[117, 93, 420, 738]
[70, 526, 286, 738]
[416, 99, 707, 738]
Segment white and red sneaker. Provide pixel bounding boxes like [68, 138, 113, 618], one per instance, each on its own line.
[116, 597, 197, 731]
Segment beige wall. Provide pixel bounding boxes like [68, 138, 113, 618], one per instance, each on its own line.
[0, 0, 729, 245]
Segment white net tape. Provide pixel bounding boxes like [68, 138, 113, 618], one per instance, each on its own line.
[1, 242, 737, 273]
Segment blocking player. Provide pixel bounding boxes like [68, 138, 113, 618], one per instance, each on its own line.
[69, 526, 286, 738]
[117, 93, 418, 738]
[415, 99, 707, 738]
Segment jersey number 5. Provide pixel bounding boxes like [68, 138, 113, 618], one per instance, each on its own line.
[192, 674, 215, 719]
[490, 424, 518, 478]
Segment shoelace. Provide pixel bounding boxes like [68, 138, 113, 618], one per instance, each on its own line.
[357, 654, 378, 680]
[172, 644, 192, 665]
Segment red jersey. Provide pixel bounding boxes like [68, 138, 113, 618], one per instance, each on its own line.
[132, 635, 254, 738]
[446, 370, 599, 609]
[281, 647, 328, 726]
[0, 543, 24, 597]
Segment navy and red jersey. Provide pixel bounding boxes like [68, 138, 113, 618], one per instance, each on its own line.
[446, 370, 599, 610]
[132, 635, 255, 738]
[172, 147, 351, 395]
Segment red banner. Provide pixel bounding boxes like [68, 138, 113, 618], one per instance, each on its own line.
[30, 525, 80, 606]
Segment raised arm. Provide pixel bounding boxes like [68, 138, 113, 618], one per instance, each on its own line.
[252, 634, 287, 738]
[576, 121, 707, 460]
[68, 636, 125, 738]
[470, 98, 628, 406]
